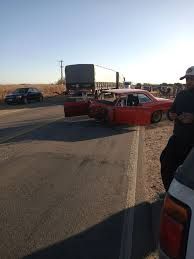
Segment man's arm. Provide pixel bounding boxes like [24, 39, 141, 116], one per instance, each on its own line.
[178, 112, 194, 124]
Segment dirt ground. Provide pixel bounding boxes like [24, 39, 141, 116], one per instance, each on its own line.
[143, 120, 174, 259]
[144, 120, 174, 201]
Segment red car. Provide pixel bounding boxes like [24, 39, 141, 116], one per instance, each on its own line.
[64, 89, 173, 126]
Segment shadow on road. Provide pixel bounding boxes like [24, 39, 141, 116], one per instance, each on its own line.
[2, 119, 136, 143]
[23, 199, 163, 259]
[0, 95, 65, 111]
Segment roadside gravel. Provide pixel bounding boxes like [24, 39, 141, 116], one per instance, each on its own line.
[144, 120, 174, 202]
[143, 120, 174, 258]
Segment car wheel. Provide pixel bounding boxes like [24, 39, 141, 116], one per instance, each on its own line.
[39, 96, 43, 102]
[151, 110, 162, 123]
[23, 97, 28, 104]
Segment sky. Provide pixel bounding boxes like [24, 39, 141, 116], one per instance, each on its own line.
[1, 0, 194, 84]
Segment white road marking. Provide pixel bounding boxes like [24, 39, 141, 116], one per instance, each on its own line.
[64, 115, 91, 122]
[119, 126, 141, 259]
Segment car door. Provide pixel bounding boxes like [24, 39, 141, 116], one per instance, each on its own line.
[33, 88, 40, 101]
[31, 88, 39, 101]
[112, 106, 151, 125]
[27, 88, 34, 102]
[64, 97, 90, 117]
[111, 95, 151, 125]
[137, 93, 153, 106]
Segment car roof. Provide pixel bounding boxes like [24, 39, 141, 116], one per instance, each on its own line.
[104, 89, 150, 94]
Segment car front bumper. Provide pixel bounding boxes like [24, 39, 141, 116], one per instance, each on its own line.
[5, 98, 23, 104]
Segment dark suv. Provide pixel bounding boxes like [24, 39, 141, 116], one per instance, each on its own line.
[5, 87, 43, 104]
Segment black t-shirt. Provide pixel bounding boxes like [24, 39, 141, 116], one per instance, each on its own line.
[170, 88, 194, 144]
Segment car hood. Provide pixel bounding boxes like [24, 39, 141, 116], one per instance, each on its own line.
[155, 97, 173, 103]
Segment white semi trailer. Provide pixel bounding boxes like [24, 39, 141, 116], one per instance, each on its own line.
[65, 64, 125, 96]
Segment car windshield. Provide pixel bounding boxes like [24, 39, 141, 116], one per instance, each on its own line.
[14, 88, 29, 94]
[175, 148, 194, 189]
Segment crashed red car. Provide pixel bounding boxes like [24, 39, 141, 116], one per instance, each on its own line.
[64, 89, 173, 126]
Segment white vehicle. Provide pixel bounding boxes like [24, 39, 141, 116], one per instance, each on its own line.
[159, 147, 194, 259]
[65, 64, 125, 95]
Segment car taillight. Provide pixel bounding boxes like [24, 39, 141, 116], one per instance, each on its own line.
[160, 194, 191, 259]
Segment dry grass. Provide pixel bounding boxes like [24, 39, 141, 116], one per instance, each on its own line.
[0, 84, 65, 103]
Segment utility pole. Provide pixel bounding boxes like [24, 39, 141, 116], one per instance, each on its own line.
[58, 60, 64, 84]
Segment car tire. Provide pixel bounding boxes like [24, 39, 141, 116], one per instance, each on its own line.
[39, 96, 43, 102]
[151, 110, 162, 123]
[23, 97, 28, 104]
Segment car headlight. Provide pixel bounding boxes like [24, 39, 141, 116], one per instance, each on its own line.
[16, 95, 22, 99]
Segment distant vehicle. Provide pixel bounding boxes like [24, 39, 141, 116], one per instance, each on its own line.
[5, 88, 43, 104]
[64, 89, 173, 125]
[65, 64, 125, 96]
[159, 148, 194, 259]
[124, 81, 131, 88]
[142, 85, 152, 92]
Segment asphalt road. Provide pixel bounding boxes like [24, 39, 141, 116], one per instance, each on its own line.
[0, 99, 155, 259]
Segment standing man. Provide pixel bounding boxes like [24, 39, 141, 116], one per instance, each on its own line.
[160, 66, 194, 191]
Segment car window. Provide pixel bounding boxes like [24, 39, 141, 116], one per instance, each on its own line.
[116, 97, 127, 107]
[127, 94, 139, 106]
[137, 93, 152, 103]
[28, 88, 34, 93]
[33, 88, 39, 93]
[14, 88, 28, 94]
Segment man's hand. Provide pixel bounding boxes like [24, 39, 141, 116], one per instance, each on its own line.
[178, 113, 194, 124]
[168, 112, 177, 121]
